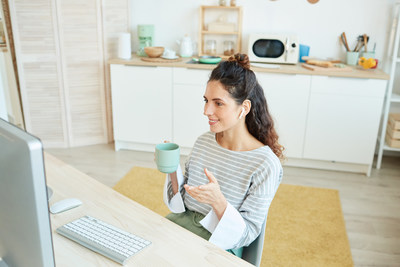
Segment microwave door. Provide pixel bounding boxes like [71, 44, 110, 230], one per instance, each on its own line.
[252, 39, 284, 59]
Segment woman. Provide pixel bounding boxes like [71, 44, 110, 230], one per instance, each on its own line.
[163, 53, 284, 257]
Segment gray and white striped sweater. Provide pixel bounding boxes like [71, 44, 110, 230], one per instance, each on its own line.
[178, 131, 282, 247]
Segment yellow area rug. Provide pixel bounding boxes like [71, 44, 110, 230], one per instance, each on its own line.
[113, 167, 353, 267]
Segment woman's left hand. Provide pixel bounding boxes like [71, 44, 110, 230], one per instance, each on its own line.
[184, 168, 227, 219]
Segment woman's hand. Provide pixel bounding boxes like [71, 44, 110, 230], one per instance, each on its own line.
[184, 168, 227, 220]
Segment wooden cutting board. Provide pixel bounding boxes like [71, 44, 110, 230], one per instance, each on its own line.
[302, 63, 353, 72]
[140, 57, 182, 63]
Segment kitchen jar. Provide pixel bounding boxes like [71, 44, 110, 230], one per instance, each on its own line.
[205, 40, 217, 55]
[223, 41, 235, 56]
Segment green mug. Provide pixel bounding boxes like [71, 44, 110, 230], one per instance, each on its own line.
[155, 143, 180, 173]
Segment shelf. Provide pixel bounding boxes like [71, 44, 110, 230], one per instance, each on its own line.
[377, 9, 400, 169]
[201, 31, 239, 35]
[198, 5, 242, 57]
[391, 93, 400, 102]
[383, 143, 400, 151]
[201, 5, 241, 10]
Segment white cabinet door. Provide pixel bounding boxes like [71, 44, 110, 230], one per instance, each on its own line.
[256, 72, 311, 158]
[110, 64, 172, 146]
[173, 68, 210, 149]
[303, 76, 386, 164]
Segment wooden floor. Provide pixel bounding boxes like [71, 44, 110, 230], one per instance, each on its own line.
[47, 143, 400, 267]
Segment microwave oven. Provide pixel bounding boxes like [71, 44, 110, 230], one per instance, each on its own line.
[248, 34, 299, 64]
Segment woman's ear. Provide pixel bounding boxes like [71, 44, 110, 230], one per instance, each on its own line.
[243, 99, 251, 115]
[239, 100, 251, 119]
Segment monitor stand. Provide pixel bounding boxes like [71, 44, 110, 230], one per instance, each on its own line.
[0, 259, 9, 267]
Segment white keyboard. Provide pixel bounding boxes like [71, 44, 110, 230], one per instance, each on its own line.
[56, 215, 151, 265]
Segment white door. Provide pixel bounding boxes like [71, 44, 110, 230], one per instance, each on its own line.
[303, 76, 386, 164]
[110, 65, 172, 145]
[257, 73, 311, 158]
[172, 68, 210, 149]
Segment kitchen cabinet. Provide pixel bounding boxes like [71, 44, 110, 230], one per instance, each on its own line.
[110, 64, 172, 150]
[109, 59, 388, 175]
[303, 76, 386, 169]
[172, 68, 210, 152]
[256, 73, 311, 158]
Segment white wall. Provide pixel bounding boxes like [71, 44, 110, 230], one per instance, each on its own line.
[130, 0, 398, 64]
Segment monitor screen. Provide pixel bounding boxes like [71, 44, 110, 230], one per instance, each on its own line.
[0, 119, 55, 267]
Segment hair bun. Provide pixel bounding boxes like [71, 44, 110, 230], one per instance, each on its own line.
[228, 53, 250, 70]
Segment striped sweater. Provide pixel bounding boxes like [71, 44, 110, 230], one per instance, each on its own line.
[175, 131, 283, 248]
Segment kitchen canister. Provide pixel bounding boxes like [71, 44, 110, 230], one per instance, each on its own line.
[117, 32, 131, 59]
[346, 51, 359, 66]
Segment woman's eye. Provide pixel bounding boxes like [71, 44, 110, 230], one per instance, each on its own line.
[203, 99, 208, 103]
[216, 102, 223, 106]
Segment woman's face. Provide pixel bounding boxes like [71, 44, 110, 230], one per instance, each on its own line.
[203, 80, 242, 133]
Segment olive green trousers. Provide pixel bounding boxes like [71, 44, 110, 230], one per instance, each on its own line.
[166, 210, 243, 258]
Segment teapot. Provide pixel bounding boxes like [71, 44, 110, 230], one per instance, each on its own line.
[176, 35, 194, 57]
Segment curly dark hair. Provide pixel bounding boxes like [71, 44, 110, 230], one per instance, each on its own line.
[208, 53, 284, 159]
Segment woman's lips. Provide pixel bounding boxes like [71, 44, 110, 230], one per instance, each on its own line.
[208, 119, 218, 126]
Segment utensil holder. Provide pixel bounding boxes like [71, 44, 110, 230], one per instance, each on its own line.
[361, 51, 375, 59]
[346, 51, 359, 66]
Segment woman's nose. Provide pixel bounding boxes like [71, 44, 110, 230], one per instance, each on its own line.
[204, 103, 212, 116]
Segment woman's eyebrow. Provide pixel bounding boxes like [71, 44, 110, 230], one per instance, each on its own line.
[204, 96, 224, 101]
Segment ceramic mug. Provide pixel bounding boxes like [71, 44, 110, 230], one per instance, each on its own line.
[155, 143, 180, 173]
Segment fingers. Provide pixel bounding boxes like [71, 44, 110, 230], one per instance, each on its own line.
[204, 168, 217, 183]
[184, 184, 207, 202]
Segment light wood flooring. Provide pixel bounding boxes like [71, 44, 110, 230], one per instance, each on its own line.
[46, 143, 400, 267]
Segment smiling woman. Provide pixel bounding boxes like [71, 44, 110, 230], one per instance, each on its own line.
[162, 53, 284, 264]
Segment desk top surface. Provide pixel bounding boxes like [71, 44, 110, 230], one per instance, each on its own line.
[45, 153, 252, 267]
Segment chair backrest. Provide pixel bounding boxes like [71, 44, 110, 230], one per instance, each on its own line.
[241, 218, 267, 267]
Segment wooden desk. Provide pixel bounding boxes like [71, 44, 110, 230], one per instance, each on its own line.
[45, 153, 252, 266]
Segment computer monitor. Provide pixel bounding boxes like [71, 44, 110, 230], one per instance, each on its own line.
[0, 119, 55, 267]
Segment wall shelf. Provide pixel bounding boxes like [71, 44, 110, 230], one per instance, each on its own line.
[391, 93, 400, 102]
[201, 31, 239, 35]
[376, 5, 400, 168]
[198, 5, 242, 59]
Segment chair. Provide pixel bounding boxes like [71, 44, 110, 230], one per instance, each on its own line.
[241, 218, 267, 267]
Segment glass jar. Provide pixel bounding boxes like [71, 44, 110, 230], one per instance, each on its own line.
[230, 0, 236, 6]
[223, 41, 235, 56]
[205, 40, 217, 55]
[219, 0, 227, 6]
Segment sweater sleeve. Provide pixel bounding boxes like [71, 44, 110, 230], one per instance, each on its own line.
[163, 164, 185, 213]
[163, 158, 191, 213]
[200, 161, 283, 249]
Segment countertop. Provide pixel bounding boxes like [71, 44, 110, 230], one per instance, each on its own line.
[109, 55, 390, 80]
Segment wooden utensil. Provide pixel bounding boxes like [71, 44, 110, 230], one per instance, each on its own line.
[306, 59, 334, 68]
[340, 32, 350, 52]
[301, 63, 352, 72]
[363, 34, 368, 52]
